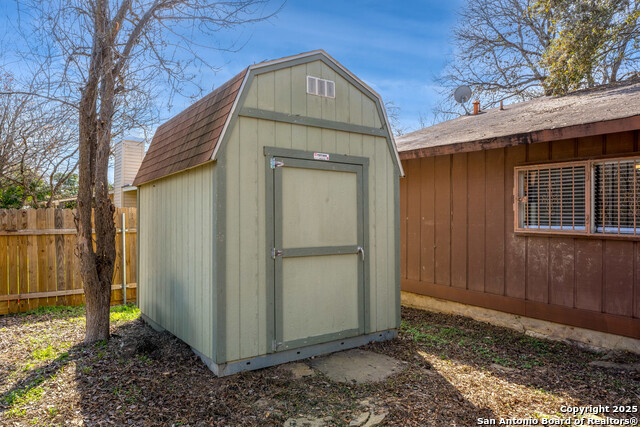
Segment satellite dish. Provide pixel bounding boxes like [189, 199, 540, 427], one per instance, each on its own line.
[454, 85, 472, 104]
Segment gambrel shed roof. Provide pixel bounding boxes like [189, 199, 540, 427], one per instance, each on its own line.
[134, 50, 403, 186]
[133, 69, 247, 186]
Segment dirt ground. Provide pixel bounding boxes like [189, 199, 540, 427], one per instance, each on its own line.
[0, 304, 638, 426]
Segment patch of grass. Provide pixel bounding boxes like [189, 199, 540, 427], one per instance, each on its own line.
[19, 305, 85, 318]
[30, 345, 57, 361]
[519, 336, 552, 356]
[110, 304, 140, 322]
[401, 321, 465, 347]
[4, 380, 46, 418]
[47, 406, 59, 417]
[491, 355, 515, 367]
[471, 343, 518, 367]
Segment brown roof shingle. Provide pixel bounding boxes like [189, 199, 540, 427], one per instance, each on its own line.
[133, 68, 247, 186]
[397, 77, 640, 158]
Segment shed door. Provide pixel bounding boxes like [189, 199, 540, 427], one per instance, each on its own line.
[268, 152, 366, 352]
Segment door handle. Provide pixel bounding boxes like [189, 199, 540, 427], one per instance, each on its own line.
[356, 246, 365, 261]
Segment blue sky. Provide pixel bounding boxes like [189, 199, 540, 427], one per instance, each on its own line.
[187, 0, 463, 132]
[0, 0, 463, 132]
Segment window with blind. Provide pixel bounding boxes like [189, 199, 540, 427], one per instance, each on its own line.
[515, 157, 640, 236]
[516, 165, 587, 231]
[594, 159, 640, 234]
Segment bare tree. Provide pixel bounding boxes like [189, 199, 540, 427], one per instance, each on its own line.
[3, 0, 278, 342]
[384, 101, 409, 137]
[0, 74, 78, 207]
[435, 0, 640, 122]
[435, 0, 553, 120]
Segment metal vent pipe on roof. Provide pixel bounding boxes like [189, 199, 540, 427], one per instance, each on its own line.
[473, 100, 480, 115]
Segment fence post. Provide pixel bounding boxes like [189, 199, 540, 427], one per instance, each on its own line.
[122, 212, 127, 305]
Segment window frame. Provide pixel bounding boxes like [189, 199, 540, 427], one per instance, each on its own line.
[513, 155, 640, 239]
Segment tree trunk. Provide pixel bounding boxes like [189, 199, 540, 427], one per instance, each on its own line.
[76, 0, 117, 343]
[84, 277, 112, 342]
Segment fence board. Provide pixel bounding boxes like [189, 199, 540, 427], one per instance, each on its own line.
[55, 210, 66, 305]
[8, 211, 19, 312]
[0, 211, 8, 315]
[45, 209, 56, 306]
[26, 210, 38, 311]
[0, 207, 137, 314]
[17, 210, 29, 312]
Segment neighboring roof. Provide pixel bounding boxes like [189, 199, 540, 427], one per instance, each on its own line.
[397, 78, 640, 159]
[133, 69, 247, 186]
[134, 50, 404, 186]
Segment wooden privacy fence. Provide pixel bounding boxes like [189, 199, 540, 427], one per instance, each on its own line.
[0, 207, 137, 315]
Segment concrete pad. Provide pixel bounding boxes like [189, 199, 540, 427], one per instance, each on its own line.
[309, 349, 403, 384]
[283, 362, 315, 379]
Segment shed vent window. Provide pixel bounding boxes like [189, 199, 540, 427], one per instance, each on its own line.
[594, 159, 639, 234]
[517, 165, 586, 231]
[515, 156, 640, 237]
[306, 76, 335, 98]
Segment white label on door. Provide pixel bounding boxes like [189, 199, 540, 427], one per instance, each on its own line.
[313, 152, 330, 161]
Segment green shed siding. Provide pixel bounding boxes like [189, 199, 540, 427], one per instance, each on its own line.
[137, 53, 401, 371]
[220, 60, 398, 362]
[138, 163, 216, 359]
[243, 60, 382, 129]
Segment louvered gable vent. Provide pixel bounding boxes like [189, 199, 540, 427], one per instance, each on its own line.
[306, 75, 335, 98]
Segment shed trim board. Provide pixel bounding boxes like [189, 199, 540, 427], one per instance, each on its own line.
[136, 189, 140, 309]
[193, 329, 398, 377]
[239, 107, 388, 137]
[214, 153, 226, 363]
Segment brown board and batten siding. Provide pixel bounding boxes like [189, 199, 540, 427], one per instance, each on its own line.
[400, 131, 640, 339]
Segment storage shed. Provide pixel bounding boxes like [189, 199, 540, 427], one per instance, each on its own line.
[133, 50, 403, 375]
[396, 78, 640, 351]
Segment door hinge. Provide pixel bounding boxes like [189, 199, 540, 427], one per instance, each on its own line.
[270, 158, 284, 169]
[271, 248, 283, 259]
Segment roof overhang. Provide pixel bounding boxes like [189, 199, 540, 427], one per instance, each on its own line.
[399, 114, 640, 160]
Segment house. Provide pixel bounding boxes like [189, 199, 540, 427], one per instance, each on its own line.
[111, 137, 145, 208]
[397, 78, 640, 352]
[133, 50, 403, 376]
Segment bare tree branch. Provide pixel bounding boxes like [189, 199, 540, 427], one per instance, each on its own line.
[4, 0, 280, 342]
